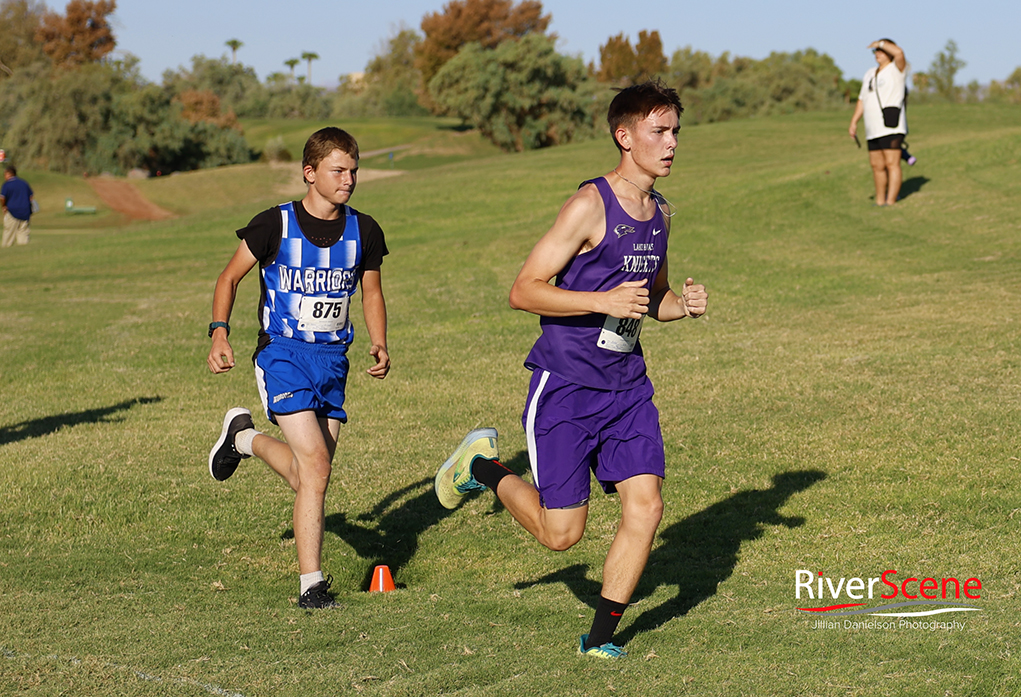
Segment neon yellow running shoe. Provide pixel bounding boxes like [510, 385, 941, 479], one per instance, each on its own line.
[578, 634, 627, 659]
[434, 428, 499, 509]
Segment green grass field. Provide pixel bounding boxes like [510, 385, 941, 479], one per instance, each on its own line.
[2, 104, 1020, 696]
[240, 116, 503, 171]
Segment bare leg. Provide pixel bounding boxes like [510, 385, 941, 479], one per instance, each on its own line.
[252, 433, 300, 491]
[883, 148, 903, 204]
[599, 475, 664, 604]
[493, 475, 588, 552]
[869, 150, 889, 205]
[253, 411, 340, 575]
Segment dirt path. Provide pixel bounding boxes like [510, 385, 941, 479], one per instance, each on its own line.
[87, 177, 176, 221]
[88, 164, 404, 221]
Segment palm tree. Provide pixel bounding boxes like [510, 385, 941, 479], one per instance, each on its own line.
[225, 38, 243, 64]
[284, 57, 300, 82]
[301, 51, 319, 84]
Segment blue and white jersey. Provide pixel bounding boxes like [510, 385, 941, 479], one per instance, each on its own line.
[259, 202, 362, 344]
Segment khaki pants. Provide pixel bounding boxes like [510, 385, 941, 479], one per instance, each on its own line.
[2, 211, 30, 247]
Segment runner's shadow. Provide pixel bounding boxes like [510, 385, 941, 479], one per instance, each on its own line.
[324, 477, 447, 591]
[320, 451, 532, 589]
[0, 397, 163, 446]
[514, 469, 826, 645]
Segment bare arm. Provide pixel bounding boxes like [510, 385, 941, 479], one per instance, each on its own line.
[360, 269, 390, 379]
[647, 256, 708, 322]
[207, 241, 258, 374]
[849, 99, 865, 139]
[870, 40, 906, 72]
[508, 184, 651, 320]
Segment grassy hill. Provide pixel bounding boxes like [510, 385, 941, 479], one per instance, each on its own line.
[23, 116, 501, 230]
[240, 116, 503, 171]
[1, 104, 1020, 696]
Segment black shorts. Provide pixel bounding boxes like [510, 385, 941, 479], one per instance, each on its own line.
[868, 134, 904, 151]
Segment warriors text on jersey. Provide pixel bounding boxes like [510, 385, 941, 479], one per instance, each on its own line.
[237, 200, 388, 349]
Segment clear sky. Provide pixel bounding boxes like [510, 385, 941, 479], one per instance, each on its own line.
[109, 0, 1019, 88]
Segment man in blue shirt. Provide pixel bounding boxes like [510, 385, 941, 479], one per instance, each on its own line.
[1, 165, 34, 247]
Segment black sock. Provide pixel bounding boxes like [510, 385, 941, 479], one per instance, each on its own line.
[471, 457, 515, 492]
[585, 596, 628, 649]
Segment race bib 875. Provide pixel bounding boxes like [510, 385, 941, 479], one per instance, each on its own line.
[297, 295, 349, 333]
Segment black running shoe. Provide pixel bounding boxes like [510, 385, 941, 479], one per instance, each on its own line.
[208, 407, 254, 481]
[298, 575, 338, 609]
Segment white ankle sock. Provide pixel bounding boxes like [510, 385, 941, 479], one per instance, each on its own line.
[234, 428, 260, 456]
[300, 571, 325, 595]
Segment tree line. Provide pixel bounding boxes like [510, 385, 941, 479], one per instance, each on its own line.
[338, 2, 861, 152]
[0, 0, 337, 175]
[2, 0, 1018, 175]
[0, 0, 260, 175]
[345, 3, 1020, 152]
[911, 39, 1021, 104]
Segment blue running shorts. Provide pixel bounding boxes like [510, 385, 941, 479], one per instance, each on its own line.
[254, 337, 350, 424]
[522, 369, 666, 509]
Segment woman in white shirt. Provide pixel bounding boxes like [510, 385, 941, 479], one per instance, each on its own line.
[849, 39, 908, 206]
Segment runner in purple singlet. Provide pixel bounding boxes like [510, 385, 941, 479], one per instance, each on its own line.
[435, 81, 708, 657]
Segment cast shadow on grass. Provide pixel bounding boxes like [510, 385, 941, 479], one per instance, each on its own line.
[322, 478, 445, 591]
[437, 123, 475, 133]
[899, 176, 930, 200]
[318, 451, 531, 590]
[0, 396, 163, 446]
[513, 469, 826, 645]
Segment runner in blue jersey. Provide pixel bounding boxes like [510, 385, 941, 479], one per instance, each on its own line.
[435, 81, 708, 656]
[206, 127, 390, 609]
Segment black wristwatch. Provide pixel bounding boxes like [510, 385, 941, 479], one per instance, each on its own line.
[208, 321, 230, 337]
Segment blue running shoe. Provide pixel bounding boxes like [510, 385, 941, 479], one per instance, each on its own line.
[578, 634, 627, 659]
[434, 428, 498, 509]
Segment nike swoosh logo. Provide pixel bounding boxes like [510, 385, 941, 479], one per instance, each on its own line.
[652, 229, 662, 236]
[610, 611, 623, 617]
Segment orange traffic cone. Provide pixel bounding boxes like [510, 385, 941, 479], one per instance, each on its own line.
[369, 565, 396, 593]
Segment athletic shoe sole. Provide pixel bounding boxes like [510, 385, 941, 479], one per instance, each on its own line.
[208, 407, 253, 481]
[434, 427, 498, 509]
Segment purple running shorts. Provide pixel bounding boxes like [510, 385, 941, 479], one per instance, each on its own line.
[522, 369, 666, 509]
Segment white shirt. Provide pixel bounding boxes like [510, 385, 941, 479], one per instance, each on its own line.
[858, 63, 908, 140]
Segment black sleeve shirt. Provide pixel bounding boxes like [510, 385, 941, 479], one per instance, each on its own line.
[237, 200, 388, 273]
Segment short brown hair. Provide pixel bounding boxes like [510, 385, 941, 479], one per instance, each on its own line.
[302, 127, 360, 175]
[607, 80, 684, 151]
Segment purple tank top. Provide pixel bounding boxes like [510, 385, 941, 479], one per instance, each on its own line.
[524, 176, 668, 391]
